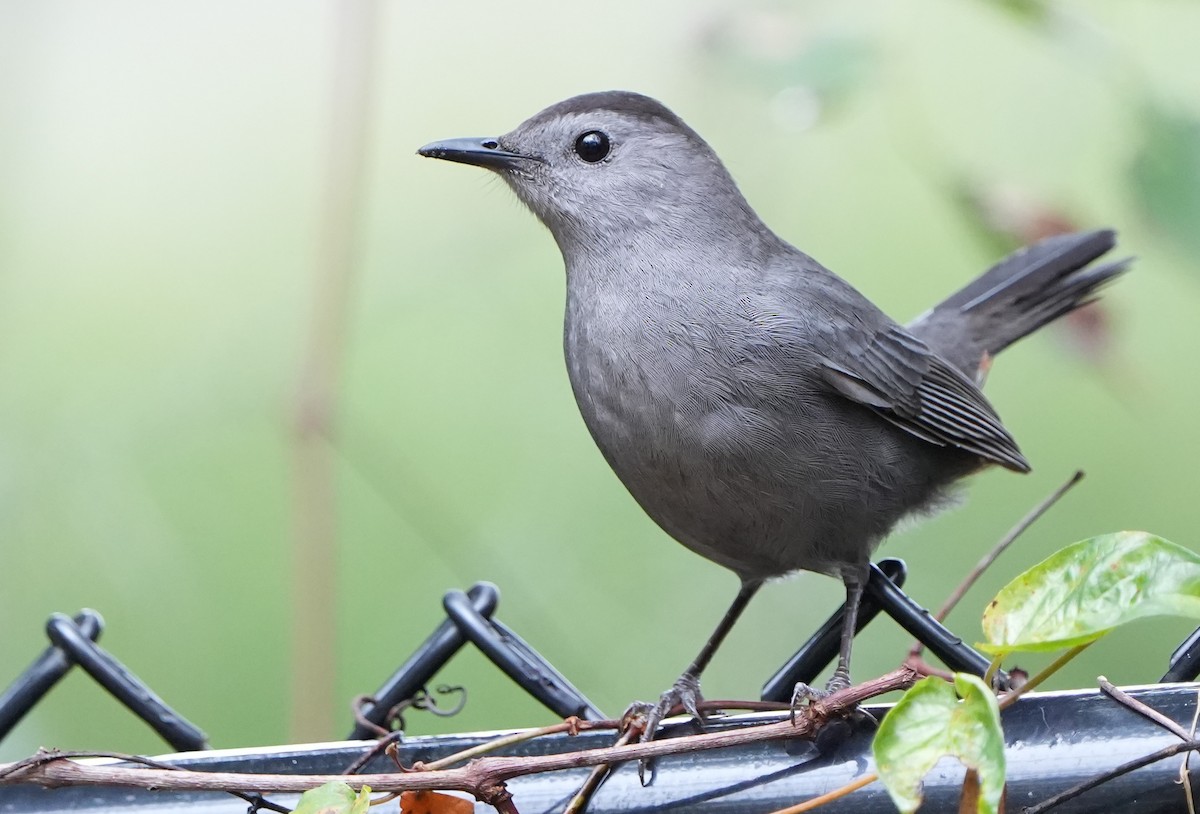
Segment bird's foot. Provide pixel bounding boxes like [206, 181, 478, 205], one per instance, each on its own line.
[791, 678, 877, 754]
[621, 673, 704, 785]
[623, 672, 705, 741]
[788, 669, 852, 720]
[788, 682, 830, 723]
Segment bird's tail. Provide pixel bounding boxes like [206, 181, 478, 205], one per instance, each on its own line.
[907, 229, 1131, 376]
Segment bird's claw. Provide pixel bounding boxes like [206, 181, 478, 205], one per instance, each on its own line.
[640, 672, 704, 739]
[788, 682, 830, 724]
[621, 673, 705, 785]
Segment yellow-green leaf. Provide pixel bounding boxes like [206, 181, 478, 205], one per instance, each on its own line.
[293, 781, 372, 814]
[873, 674, 1005, 814]
[980, 532, 1200, 656]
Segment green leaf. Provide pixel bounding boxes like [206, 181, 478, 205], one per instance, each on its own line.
[293, 781, 372, 814]
[1130, 106, 1200, 267]
[980, 532, 1200, 655]
[874, 674, 1006, 814]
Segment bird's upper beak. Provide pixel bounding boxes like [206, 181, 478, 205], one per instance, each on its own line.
[417, 137, 539, 171]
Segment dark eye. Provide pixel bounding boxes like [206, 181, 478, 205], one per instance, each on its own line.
[574, 130, 610, 163]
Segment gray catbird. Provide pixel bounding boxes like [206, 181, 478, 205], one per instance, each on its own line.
[418, 91, 1127, 732]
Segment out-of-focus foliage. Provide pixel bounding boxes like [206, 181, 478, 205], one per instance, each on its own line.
[1130, 105, 1200, 269]
[1, 0, 1198, 759]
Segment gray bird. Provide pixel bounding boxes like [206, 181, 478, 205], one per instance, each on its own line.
[418, 91, 1127, 732]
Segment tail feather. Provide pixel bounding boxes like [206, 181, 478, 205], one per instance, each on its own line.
[908, 229, 1130, 376]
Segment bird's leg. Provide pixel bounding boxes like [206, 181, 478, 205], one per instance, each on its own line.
[787, 565, 869, 720]
[827, 565, 868, 693]
[630, 578, 763, 740]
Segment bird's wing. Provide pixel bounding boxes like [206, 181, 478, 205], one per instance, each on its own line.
[819, 324, 1030, 472]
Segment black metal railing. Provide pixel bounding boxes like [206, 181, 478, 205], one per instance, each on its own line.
[3, 561, 1198, 751]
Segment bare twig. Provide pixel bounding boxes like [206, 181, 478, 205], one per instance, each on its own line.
[1184, 690, 1200, 814]
[1098, 676, 1192, 741]
[939, 469, 1084, 623]
[0, 669, 918, 805]
[342, 730, 404, 776]
[901, 655, 956, 682]
[1023, 740, 1200, 814]
[1098, 678, 1198, 814]
[420, 718, 614, 773]
[562, 727, 638, 814]
[413, 702, 788, 778]
[492, 788, 521, 814]
[766, 772, 878, 814]
[0, 750, 290, 813]
[0, 729, 774, 794]
[350, 695, 391, 739]
[910, 470, 1083, 660]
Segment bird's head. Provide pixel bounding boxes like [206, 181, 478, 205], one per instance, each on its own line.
[419, 91, 763, 252]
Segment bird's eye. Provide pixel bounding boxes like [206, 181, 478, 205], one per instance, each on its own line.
[574, 130, 611, 163]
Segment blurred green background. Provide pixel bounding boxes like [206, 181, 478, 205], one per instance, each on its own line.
[2, 0, 1199, 761]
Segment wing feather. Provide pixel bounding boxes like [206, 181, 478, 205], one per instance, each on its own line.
[821, 325, 1030, 472]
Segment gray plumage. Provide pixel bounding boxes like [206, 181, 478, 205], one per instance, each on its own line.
[419, 90, 1128, 719]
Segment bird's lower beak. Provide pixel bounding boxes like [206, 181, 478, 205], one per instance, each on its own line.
[417, 137, 538, 171]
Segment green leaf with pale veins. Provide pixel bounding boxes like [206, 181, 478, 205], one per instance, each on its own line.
[293, 781, 372, 814]
[980, 531, 1200, 656]
[874, 674, 1006, 814]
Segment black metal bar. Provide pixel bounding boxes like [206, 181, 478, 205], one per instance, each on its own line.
[44, 613, 208, 752]
[1161, 624, 1200, 683]
[443, 590, 605, 721]
[0, 610, 104, 742]
[761, 559, 907, 702]
[862, 563, 997, 679]
[3, 684, 1196, 813]
[349, 582, 500, 739]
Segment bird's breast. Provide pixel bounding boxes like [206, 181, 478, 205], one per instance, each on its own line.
[560, 279, 873, 577]
[563, 283, 751, 463]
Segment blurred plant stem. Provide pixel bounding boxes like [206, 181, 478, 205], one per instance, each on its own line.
[291, 0, 379, 741]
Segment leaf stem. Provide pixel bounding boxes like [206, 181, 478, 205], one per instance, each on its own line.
[999, 643, 1091, 710]
[984, 654, 1004, 689]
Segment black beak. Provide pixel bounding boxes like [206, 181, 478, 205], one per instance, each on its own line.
[417, 137, 539, 171]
